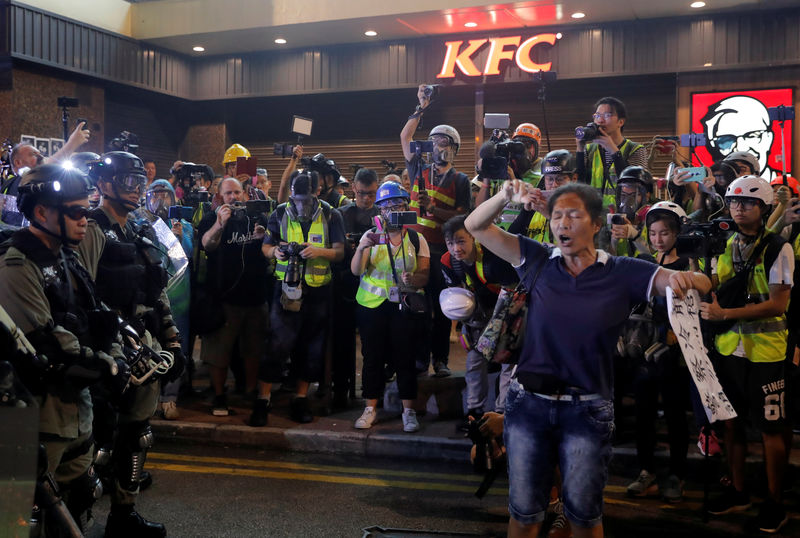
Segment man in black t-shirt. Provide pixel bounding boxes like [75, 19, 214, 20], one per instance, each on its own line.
[198, 178, 269, 416]
[333, 168, 380, 407]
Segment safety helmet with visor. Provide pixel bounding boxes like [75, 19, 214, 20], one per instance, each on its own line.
[616, 166, 653, 221]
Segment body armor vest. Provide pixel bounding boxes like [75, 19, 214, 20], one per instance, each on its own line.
[91, 209, 168, 317]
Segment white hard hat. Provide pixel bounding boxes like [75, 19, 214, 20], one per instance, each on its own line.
[439, 287, 475, 321]
[429, 124, 461, 149]
[725, 175, 774, 205]
[646, 200, 687, 223]
[722, 151, 759, 176]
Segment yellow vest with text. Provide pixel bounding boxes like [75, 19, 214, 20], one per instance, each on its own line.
[525, 212, 551, 244]
[275, 204, 332, 287]
[356, 232, 419, 309]
[715, 235, 787, 363]
[586, 139, 643, 209]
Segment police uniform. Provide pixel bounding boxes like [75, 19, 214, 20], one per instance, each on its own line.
[80, 205, 177, 507]
[0, 226, 109, 528]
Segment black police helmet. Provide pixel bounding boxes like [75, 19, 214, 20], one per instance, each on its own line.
[17, 164, 94, 219]
[89, 151, 146, 186]
[542, 149, 576, 175]
[617, 166, 654, 191]
[69, 152, 101, 175]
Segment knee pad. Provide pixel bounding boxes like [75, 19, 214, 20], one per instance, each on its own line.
[118, 421, 154, 452]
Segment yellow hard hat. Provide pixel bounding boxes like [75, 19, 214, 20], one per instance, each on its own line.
[222, 143, 251, 166]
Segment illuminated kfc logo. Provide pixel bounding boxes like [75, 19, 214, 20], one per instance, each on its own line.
[437, 34, 558, 79]
[692, 89, 793, 180]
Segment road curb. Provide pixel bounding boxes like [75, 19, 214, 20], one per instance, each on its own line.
[151, 420, 473, 462]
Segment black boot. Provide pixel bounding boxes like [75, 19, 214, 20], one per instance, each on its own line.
[105, 504, 166, 538]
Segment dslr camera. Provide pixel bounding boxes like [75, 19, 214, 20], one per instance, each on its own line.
[108, 131, 139, 153]
[278, 242, 304, 288]
[575, 122, 600, 142]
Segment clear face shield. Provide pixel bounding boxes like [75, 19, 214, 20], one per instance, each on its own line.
[145, 188, 176, 220]
[115, 173, 147, 194]
[616, 183, 646, 221]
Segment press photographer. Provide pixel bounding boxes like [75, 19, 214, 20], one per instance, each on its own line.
[333, 167, 380, 408]
[254, 171, 345, 425]
[350, 181, 429, 432]
[400, 83, 471, 376]
[198, 178, 270, 417]
[575, 97, 648, 210]
[699, 175, 794, 532]
[169, 160, 214, 209]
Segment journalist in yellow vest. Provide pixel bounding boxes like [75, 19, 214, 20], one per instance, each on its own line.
[699, 175, 794, 529]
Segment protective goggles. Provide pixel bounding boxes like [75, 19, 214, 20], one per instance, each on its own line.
[60, 205, 91, 220]
[115, 173, 147, 193]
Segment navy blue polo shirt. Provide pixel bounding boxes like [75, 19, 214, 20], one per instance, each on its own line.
[516, 235, 659, 399]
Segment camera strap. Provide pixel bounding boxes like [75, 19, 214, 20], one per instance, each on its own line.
[385, 232, 408, 286]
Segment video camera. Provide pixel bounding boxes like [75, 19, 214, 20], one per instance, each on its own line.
[108, 131, 139, 154]
[675, 217, 737, 260]
[172, 162, 214, 189]
[575, 122, 600, 142]
[301, 153, 339, 178]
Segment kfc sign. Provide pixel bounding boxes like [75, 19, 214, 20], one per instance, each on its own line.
[437, 34, 558, 79]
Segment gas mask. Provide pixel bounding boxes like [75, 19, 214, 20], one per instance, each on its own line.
[379, 201, 407, 231]
[430, 135, 456, 167]
[616, 183, 646, 222]
[146, 188, 175, 221]
[289, 194, 317, 223]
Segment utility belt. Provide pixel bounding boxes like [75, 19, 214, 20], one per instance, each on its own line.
[515, 371, 603, 402]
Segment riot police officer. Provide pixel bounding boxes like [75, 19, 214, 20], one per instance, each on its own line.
[0, 164, 127, 533]
[86, 151, 185, 538]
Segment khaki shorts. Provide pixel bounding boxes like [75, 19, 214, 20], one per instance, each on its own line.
[201, 303, 269, 368]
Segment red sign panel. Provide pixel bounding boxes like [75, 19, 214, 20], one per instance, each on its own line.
[691, 88, 793, 179]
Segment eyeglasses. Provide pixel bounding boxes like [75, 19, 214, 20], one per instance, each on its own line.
[727, 198, 758, 210]
[715, 130, 769, 152]
[61, 205, 90, 220]
[592, 112, 617, 121]
[379, 203, 406, 212]
[355, 190, 377, 198]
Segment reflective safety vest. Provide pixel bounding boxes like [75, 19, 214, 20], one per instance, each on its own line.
[525, 212, 551, 244]
[409, 167, 460, 245]
[356, 231, 419, 308]
[715, 234, 788, 363]
[275, 202, 332, 287]
[463, 243, 501, 295]
[586, 139, 644, 210]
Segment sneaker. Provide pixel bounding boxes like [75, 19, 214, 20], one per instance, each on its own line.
[355, 407, 377, 429]
[161, 401, 180, 420]
[433, 361, 451, 378]
[547, 500, 571, 538]
[402, 408, 419, 432]
[626, 469, 658, 497]
[662, 474, 684, 503]
[290, 396, 313, 423]
[211, 394, 229, 416]
[697, 427, 722, 456]
[707, 487, 751, 515]
[249, 398, 271, 427]
[752, 500, 788, 534]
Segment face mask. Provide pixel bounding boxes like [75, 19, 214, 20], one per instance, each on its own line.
[146, 189, 175, 219]
[290, 195, 316, 222]
[432, 146, 456, 166]
[616, 186, 644, 221]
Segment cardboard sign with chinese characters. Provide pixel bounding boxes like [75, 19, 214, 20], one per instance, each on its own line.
[667, 287, 737, 423]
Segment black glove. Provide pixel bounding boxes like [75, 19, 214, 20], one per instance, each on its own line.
[163, 343, 185, 383]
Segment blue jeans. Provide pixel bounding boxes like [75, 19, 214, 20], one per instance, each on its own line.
[504, 379, 614, 527]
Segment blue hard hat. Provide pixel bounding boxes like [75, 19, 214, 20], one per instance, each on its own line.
[376, 181, 410, 206]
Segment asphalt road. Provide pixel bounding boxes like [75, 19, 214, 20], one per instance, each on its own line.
[83, 442, 799, 538]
